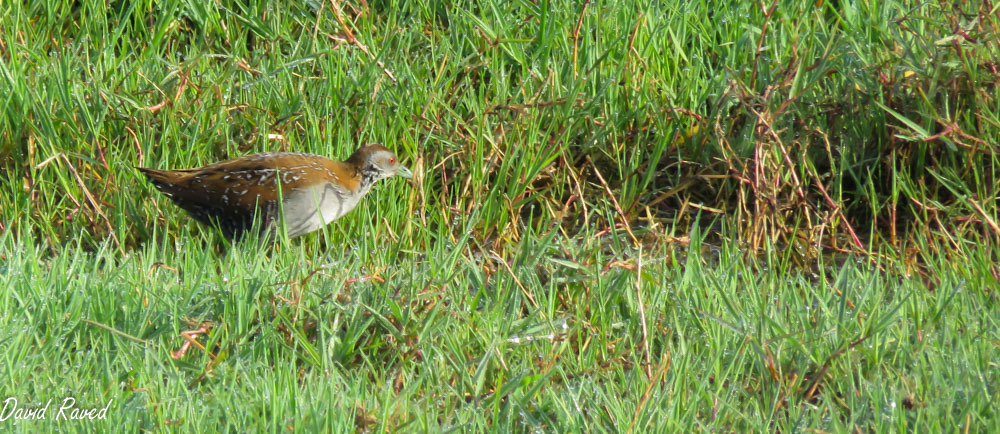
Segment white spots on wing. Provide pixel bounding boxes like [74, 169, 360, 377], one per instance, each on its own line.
[244, 152, 318, 163]
[280, 171, 302, 184]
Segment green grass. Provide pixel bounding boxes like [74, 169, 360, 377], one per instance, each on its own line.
[2, 0, 999, 431]
[3, 223, 998, 431]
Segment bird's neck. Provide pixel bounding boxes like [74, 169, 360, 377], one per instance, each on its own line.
[357, 164, 381, 193]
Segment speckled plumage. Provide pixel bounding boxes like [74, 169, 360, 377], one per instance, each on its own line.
[138, 144, 412, 239]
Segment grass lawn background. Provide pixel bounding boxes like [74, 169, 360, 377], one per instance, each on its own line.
[2, 0, 999, 431]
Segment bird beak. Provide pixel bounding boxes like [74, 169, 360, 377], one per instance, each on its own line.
[396, 165, 413, 179]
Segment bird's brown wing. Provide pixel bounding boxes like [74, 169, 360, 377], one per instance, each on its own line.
[137, 166, 261, 238]
[137, 153, 357, 238]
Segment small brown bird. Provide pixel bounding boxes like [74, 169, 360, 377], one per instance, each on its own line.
[138, 144, 412, 239]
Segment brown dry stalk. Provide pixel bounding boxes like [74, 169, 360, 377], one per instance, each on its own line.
[329, 0, 397, 83]
[587, 157, 639, 246]
[172, 322, 215, 360]
[804, 333, 870, 401]
[622, 12, 647, 82]
[35, 153, 121, 250]
[966, 196, 1000, 241]
[571, 1, 590, 79]
[749, 0, 780, 86]
[63, 154, 120, 249]
[491, 250, 540, 310]
[626, 352, 671, 434]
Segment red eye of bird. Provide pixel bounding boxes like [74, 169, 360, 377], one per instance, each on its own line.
[389, 157, 396, 165]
